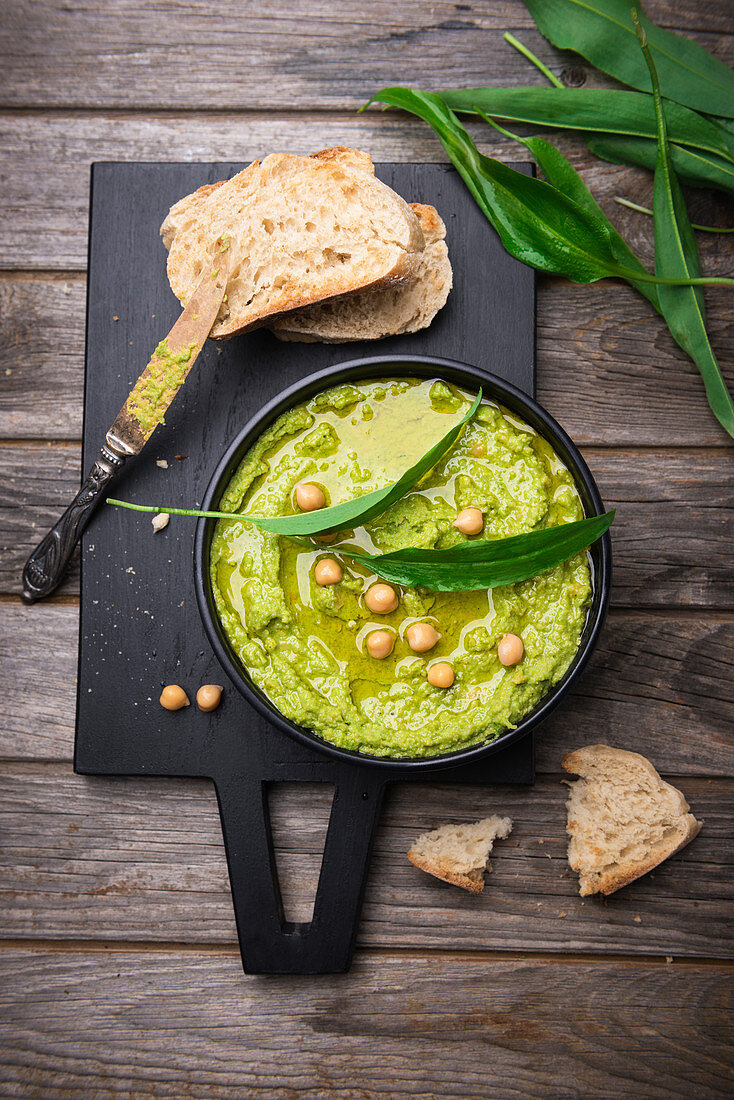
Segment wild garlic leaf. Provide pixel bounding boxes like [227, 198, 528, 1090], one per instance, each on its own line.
[368, 87, 633, 284]
[477, 114, 660, 312]
[523, 0, 734, 119]
[440, 88, 734, 166]
[349, 511, 614, 591]
[368, 87, 734, 291]
[634, 15, 734, 439]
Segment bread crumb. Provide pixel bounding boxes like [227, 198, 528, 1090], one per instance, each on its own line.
[113, 315, 119, 321]
[665, 956, 673, 964]
[152, 513, 170, 533]
[634, 915, 642, 923]
[156, 459, 169, 469]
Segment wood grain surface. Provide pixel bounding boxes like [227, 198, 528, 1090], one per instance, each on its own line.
[1, 0, 733, 1093]
[3, 0, 732, 110]
[0, 948, 732, 1098]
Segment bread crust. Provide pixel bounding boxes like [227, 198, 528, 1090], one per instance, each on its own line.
[563, 744, 702, 896]
[161, 148, 425, 339]
[407, 852, 485, 895]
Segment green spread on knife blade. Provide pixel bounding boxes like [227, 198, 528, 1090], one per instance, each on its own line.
[127, 338, 198, 434]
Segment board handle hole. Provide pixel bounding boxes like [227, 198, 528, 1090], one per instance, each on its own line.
[266, 782, 335, 926]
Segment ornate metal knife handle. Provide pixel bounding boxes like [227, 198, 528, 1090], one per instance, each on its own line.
[21, 442, 127, 603]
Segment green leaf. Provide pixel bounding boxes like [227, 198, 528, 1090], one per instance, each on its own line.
[350, 511, 615, 591]
[634, 13, 734, 439]
[440, 87, 734, 165]
[522, 0, 734, 119]
[587, 133, 734, 197]
[477, 113, 660, 312]
[367, 87, 734, 290]
[369, 87, 633, 284]
[108, 391, 483, 536]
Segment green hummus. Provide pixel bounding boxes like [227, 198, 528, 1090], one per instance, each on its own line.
[210, 377, 592, 758]
[128, 339, 198, 435]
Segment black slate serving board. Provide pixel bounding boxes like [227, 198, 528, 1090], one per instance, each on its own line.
[75, 161, 536, 974]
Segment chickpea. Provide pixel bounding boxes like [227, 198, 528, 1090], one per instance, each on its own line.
[366, 630, 395, 659]
[314, 557, 343, 586]
[160, 684, 189, 710]
[453, 507, 484, 535]
[406, 622, 440, 653]
[196, 684, 223, 712]
[427, 662, 454, 688]
[498, 633, 524, 667]
[295, 482, 325, 511]
[364, 582, 398, 614]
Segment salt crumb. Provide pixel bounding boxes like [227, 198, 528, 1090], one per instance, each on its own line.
[4, 369, 11, 376]
[156, 459, 168, 469]
[152, 512, 170, 533]
[62, 283, 71, 295]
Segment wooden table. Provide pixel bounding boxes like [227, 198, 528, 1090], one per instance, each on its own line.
[1, 1, 732, 1094]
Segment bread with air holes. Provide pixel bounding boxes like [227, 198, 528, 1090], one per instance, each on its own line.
[160, 147, 425, 339]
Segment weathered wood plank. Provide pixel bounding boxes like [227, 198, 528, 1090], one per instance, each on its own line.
[2, 0, 731, 110]
[0, 768, 728, 957]
[0, 946, 731, 1098]
[1, 112, 732, 272]
[2, 274, 732, 446]
[2, 444, 732, 604]
[2, 601, 732, 773]
[0, 276, 85, 440]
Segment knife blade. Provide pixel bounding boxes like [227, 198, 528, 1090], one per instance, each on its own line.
[108, 247, 230, 456]
[21, 244, 230, 602]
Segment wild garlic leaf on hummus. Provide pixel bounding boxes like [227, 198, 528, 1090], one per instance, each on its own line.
[350, 510, 614, 591]
[244, 389, 483, 537]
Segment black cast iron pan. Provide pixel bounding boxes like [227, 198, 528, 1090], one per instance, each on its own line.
[194, 354, 612, 773]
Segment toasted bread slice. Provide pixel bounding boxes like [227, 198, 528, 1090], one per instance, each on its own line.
[270, 202, 452, 342]
[161, 148, 424, 338]
[408, 816, 513, 895]
[563, 744, 702, 897]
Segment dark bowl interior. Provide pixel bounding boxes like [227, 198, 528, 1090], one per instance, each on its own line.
[194, 354, 612, 772]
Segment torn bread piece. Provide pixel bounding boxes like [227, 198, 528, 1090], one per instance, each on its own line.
[270, 202, 452, 342]
[408, 816, 513, 895]
[160, 147, 424, 339]
[563, 744, 702, 897]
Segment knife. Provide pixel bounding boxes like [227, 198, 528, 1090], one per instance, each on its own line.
[21, 246, 230, 603]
